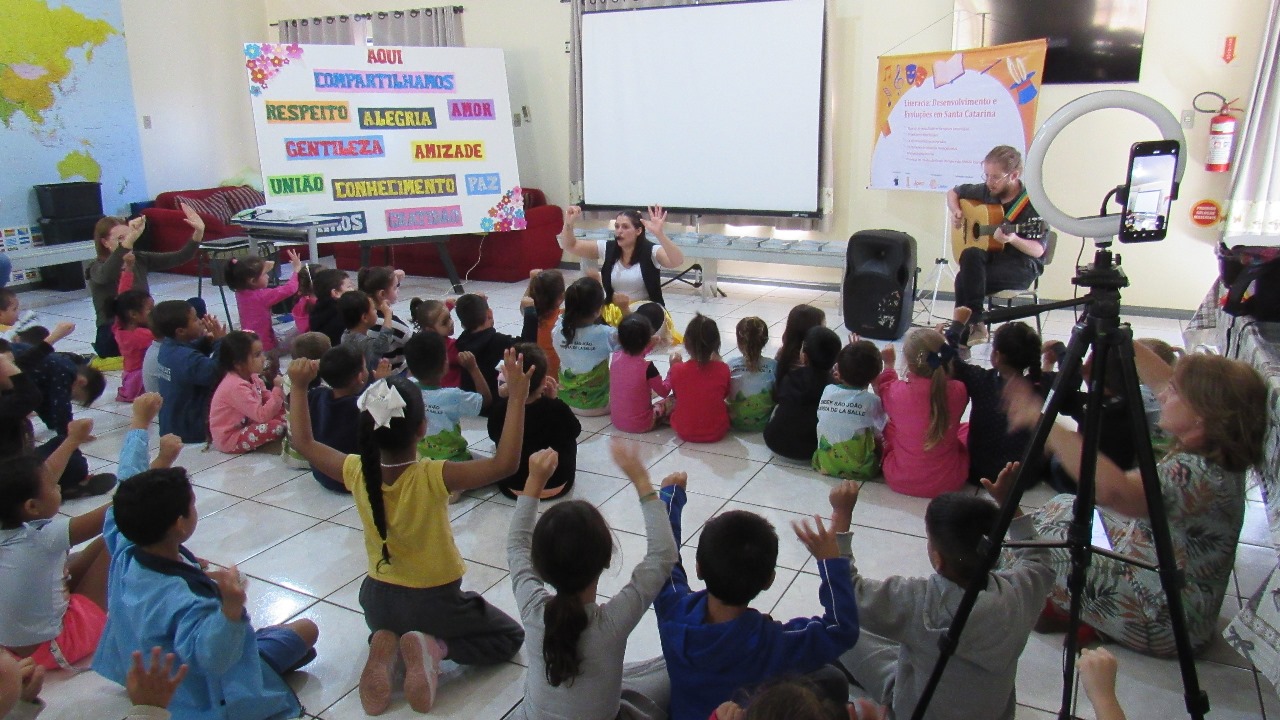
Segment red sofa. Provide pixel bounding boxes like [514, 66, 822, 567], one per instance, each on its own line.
[140, 186, 263, 275]
[331, 188, 565, 282]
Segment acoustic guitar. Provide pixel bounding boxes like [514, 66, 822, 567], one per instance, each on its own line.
[953, 198, 1047, 260]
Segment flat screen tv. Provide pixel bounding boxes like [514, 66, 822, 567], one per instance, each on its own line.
[983, 0, 1149, 84]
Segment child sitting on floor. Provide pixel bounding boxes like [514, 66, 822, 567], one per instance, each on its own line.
[223, 249, 302, 352]
[111, 288, 155, 403]
[488, 343, 581, 499]
[506, 439, 679, 720]
[520, 269, 565, 379]
[92, 467, 319, 720]
[455, 293, 519, 405]
[309, 268, 355, 346]
[291, 263, 323, 335]
[764, 326, 841, 461]
[287, 351, 530, 715]
[359, 266, 412, 376]
[774, 304, 826, 393]
[556, 277, 617, 417]
[833, 465, 1053, 720]
[154, 300, 227, 443]
[339, 290, 397, 377]
[876, 328, 969, 498]
[410, 297, 461, 387]
[656, 483, 860, 720]
[209, 331, 286, 454]
[303, 344, 367, 494]
[281, 331, 332, 470]
[728, 316, 777, 432]
[609, 314, 671, 434]
[405, 331, 492, 463]
[813, 339, 886, 479]
[665, 313, 731, 443]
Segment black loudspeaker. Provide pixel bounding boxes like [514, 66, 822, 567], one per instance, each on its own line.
[843, 229, 917, 340]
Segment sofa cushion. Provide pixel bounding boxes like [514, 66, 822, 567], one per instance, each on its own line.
[173, 193, 232, 224]
[220, 185, 266, 213]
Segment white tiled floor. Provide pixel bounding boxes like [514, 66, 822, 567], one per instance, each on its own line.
[21, 268, 1276, 719]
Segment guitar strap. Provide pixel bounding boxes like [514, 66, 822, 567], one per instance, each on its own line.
[1005, 189, 1030, 222]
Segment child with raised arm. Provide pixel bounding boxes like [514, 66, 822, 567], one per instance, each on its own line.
[222, 249, 303, 352]
[153, 300, 228, 443]
[339, 290, 397, 377]
[656, 483, 860, 720]
[833, 463, 1053, 720]
[287, 348, 531, 715]
[507, 438, 680, 720]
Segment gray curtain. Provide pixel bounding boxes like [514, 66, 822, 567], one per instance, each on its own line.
[568, 0, 835, 233]
[1224, 0, 1280, 245]
[277, 15, 370, 45]
[371, 7, 465, 47]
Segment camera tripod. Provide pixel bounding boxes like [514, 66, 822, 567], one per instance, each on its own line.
[910, 247, 1209, 720]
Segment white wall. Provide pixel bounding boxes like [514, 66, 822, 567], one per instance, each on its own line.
[127, 0, 1267, 310]
[121, 0, 267, 194]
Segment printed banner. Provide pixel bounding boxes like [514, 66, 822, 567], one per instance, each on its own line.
[869, 39, 1047, 192]
[245, 43, 525, 240]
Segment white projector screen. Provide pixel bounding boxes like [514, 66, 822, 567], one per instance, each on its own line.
[581, 0, 826, 216]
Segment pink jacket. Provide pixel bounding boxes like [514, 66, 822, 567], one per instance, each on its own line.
[234, 273, 299, 351]
[875, 368, 969, 498]
[209, 373, 285, 452]
[292, 294, 315, 335]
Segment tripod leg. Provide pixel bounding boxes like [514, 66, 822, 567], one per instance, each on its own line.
[1114, 330, 1210, 719]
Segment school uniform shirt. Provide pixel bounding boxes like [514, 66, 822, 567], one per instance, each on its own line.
[155, 337, 221, 443]
[141, 343, 162, 393]
[341, 455, 466, 588]
[419, 385, 484, 462]
[609, 349, 669, 433]
[813, 385, 887, 480]
[0, 516, 71, 647]
[208, 373, 285, 453]
[665, 359, 731, 443]
[92, 510, 302, 720]
[455, 327, 517, 403]
[554, 320, 618, 412]
[234, 273, 298, 351]
[727, 356, 778, 432]
[307, 386, 361, 489]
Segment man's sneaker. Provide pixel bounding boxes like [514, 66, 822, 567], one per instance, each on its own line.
[965, 323, 989, 347]
[359, 629, 399, 716]
[400, 631, 445, 713]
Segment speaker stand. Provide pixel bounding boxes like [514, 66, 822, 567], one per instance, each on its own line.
[914, 209, 957, 326]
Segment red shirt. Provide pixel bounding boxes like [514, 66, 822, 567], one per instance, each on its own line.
[665, 359, 731, 443]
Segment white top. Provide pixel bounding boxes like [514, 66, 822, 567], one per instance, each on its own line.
[596, 239, 648, 302]
[555, 320, 619, 374]
[508, 494, 677, 720]
[816, 384, 887, 443]
[0, 517, 72, 646]
[422, 386, 484, 436]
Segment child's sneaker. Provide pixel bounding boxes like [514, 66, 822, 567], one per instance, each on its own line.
[359, 629, 399, 716]
[400, 631, 445, 713]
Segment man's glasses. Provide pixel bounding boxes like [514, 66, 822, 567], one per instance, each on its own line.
[983, 172, 1011, 182]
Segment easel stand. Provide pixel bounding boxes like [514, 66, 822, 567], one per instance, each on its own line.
[910, 247, 1209, 720]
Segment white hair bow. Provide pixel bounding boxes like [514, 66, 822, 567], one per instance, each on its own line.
[357, 379, 406, 429]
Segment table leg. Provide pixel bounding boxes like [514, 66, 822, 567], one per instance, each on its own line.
[307, 228, 319, 261]
[360, 243, 371, 268]
[434, 239, 464, 294]
[701, 259, 720, 301]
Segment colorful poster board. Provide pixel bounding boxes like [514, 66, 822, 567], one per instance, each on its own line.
[244, 43, 524, 241]
[870, 39, 1047, 192]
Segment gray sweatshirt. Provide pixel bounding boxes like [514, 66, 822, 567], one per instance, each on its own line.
[88, 240, 201, 326]
[507, 492, 677, 720]
[839, 514, 1054, 720]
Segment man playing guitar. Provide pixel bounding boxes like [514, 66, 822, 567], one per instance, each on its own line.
[946, 145, 1047, 344]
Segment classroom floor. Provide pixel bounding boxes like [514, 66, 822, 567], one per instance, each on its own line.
[21, 267, 1277, 719]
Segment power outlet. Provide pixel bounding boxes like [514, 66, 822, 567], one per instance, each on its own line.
[1181, 109, 1195, 129]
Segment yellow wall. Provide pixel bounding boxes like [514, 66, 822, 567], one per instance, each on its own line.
[133, 0, 1267, 311]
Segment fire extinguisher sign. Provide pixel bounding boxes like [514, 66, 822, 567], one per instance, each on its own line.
[1223, 36, 1237, 64]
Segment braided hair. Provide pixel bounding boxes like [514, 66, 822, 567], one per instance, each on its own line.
[356, 375, 425, 570]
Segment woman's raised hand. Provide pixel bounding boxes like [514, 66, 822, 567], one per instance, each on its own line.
[642, 205, 668, 233]
[179, 202, 206, 240]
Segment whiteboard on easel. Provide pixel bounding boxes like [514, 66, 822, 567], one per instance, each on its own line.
[243, 42, 524, 242]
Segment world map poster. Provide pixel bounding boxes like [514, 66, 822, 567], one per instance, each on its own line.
[0, 0, 147, 227]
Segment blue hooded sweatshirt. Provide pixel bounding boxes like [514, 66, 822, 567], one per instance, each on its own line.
[655, 486, 861, 720]
[156, 337, 221, 443]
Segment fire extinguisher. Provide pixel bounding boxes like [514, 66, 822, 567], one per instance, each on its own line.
[1195, 91, 1242, 173]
